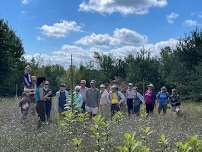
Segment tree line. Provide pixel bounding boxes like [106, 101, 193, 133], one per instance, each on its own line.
[1, 19, 202, 101]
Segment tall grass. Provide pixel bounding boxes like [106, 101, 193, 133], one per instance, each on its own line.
[0, 98, 202, 152]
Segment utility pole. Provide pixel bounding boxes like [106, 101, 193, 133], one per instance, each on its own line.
[70, 54, 74, 113]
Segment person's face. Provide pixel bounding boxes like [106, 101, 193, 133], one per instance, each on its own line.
[44, 82, 49, 89]
[100, 87, 105, 92]
[60, 86, 65, 91]
[148, 87, 152, 91]
[128, 86, 132, 89]
[162, 88, 166, 92]
[80, 82, 85, 88]
[27, 67, 31, 73]
[91, 82, 95, 88]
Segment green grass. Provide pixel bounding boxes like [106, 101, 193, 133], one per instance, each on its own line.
[0, 98, 202, 152]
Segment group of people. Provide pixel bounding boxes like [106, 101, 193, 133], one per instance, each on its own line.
[19, 65, 181, 127]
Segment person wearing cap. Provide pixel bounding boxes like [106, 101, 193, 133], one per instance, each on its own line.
[56, 83, 69, 118]
[43, 80, 53, 123]
[34, 77, 46, 127]
[156, 86, 170, 115]
[72, 86, 83, 109]
[126, 83, 135, 116]
[79, 80, 88, 112]
[108, 85, 126, 118]
[144, 84, 156, 115]
[99, 84, 110, 118]
[133, 87, 144, 116]
[85, 80, 100, 117]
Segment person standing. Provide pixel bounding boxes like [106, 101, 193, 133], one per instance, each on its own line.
[73, 86, 83, 110]
[133, 87, 144, 116]
[144, 84, 156, 115]
[156, 86, 169, 115]
[43, 80, 53, 123]
[79, 80, 88, 112]
[23, 65, 32, 90]
[126, 83, 135, 116]
[99, 84, 110, 118]
[85, 80, 100, 117]
[56, 83, 69, 119]
[108, 85, 125, 118]
[34, 77, 46, 127]
[29, 76, 37, 115]
[169, 89, 181, 114]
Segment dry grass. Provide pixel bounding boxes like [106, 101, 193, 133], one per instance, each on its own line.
[0, 98, 202, 152]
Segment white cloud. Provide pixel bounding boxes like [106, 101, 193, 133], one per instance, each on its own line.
[21, 0, 30, 5]
[26, 38, 178, 67]
[40, 20, 82, 38]
[25, 45, 93, 67]
[167, 12, 179, 24]
[76, 28, 147, 48]
[183, 19, 199, 27]
[75, 33, 117, 48]
[79, 0, 167, 15]
[144, 38, 178, 56]
[113, 28, 147, 45]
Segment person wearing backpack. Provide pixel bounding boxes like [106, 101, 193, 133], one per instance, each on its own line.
[133, 87, 144, 116]
[108, 85, 126, 118]
[156, 86, 169, 115]
[144, 84, 156, 115]
[56, 83, 69, 119]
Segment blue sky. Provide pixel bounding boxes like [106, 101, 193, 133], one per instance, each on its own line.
[0, 0, 202, 66]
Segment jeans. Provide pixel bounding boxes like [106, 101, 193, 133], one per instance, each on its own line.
[127, 98, 134, 114]
[146, 103, 154, 113]
[111, 104, 120, 117]
[158, 104, 167, 114]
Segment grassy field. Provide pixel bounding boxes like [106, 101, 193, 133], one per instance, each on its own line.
[0, 98, 202, 152]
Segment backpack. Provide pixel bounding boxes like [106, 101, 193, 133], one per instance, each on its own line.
[144, 90, 154, 104]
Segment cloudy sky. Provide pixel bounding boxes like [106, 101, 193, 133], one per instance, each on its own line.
[1, 0, 202, 66]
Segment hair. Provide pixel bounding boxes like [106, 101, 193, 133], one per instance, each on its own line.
[36, 77, 46, 87]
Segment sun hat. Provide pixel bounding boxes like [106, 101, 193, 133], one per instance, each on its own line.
[90, 80, 96, 84]
[161, 86, 167, 90]
[100, 84, 105, 88]
[128, 83, 133, 86]
[147, 83, 154, 88]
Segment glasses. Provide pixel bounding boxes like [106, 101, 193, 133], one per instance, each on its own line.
[45, 84, 49, 85]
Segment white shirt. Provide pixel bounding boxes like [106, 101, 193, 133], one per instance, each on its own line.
[99, 89, 110, 105]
